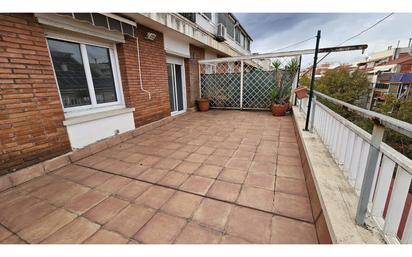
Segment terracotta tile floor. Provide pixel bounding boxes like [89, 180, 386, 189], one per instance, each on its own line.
[0, 110, 318, 244]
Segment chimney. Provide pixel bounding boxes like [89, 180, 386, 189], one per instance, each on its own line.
[393, 40, 401, 60]
[409, 38, 412, 54]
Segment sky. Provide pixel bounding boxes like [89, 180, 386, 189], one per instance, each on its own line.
[234, 13, 412, 68]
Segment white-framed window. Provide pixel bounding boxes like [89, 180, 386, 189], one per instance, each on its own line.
[205, 64, 217, 74]
[217, 13, 235, 39]
[46, 37, 123, 115]
[245, 39, 250, 51]
[240, 33, 245, 48]
[235, 26, 240, 43]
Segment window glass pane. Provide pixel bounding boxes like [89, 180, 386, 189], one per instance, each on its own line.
[108, 17, 122, 32]
[121, 23, 134, 37]
[235, 27, 240, 43]
[203, 13, 212, 20]
[47, 38, 91, 108]
[218, 13, 234, 38]
[175, 64, 184, 111]
[86, 45, 118, 104]
[92, 13, 109, 29]
[240, 33, 245, 48]
[74, 13, 93, 23]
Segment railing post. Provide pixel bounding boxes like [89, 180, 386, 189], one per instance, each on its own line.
[310, 95, 317, 131]
[198, 63, 202, 99]
[240, 60, 244, 110]
[355, 119, 385, 225]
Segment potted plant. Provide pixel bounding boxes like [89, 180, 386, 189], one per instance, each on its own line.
[271, 86, 291, 116]
[285, 58, 299, 78]
[272, 59, 283, 88]
[197, 98, 210, 112]
[270, 59, 290, 116]
[283, 58, 307, 100]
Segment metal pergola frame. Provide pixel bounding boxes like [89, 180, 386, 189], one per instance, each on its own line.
[198, 42, 368, 112]
[198, 44, 368, 64]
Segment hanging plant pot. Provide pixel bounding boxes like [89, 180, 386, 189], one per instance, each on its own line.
[294, 87, 308, 99]
[197, 98, 210, 112]
[271, 103, 288, 116]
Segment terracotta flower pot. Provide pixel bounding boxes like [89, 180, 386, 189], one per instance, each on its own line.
[197, 99, 210, 112]
[271, 103, 288, 116]
[294, 87, 308, 99]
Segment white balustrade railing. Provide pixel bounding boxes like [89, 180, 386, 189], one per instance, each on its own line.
[297, 96, 309, 114]
[297, 91, 412, 244]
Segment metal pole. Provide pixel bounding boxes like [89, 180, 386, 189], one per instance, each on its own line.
[198, 44, 367, 64]
[240, 60, 244, 110]
[304, 30, 321, 131]
[310, 95, 317, 131]
[198, 63, 202, 99]
[294, 55, 303, 106]
[356, 120, 385, 225]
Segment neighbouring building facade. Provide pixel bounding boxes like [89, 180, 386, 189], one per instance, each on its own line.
[354, 43, 412, 109]
[300, 63, 341, 79]
[0, 13, 253, 175]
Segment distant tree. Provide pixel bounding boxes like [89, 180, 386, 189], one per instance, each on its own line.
[302, 65, 412, 159]
[375, 96, 412, 158]
[315, 67, 369, 104]
[375, 95, 412, 123]
[374, 94, 400, 114]
[299, 75, 311, 87]
[396, 97, 412, 124]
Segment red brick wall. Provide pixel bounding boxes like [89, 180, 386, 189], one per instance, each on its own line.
[184, 44, 205, 108]
[117, 26, 171, 126]
[0, 14, 71, 175]
[400, 64, 412, 73]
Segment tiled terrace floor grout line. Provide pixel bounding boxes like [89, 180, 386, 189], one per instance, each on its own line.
[74, 163, 314, 225]
[1, 222, 29, 244]
[130, 189, 204, 244]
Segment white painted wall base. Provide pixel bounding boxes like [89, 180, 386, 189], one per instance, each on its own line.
[64, 108, 135, 149]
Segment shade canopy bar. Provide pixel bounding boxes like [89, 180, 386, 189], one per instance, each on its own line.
[56, 13, 137, 37]
[198, 44, 368, 64]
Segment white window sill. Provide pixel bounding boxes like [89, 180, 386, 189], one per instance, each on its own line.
[63, 107, 135, 126]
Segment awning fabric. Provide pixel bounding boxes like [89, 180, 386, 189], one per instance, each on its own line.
[57, 13, 136, 37]
[390, 73, 412, 83]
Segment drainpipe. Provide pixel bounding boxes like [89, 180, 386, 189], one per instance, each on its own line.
[136, 36, 152, 100]
[392, 40, 400, 60]
[409, 38, 412, 54]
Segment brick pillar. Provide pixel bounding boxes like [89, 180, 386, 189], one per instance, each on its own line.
[0, 14, 71, 175]
[185, 44, 205, 109]
[117, 26, 171, 127]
